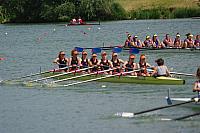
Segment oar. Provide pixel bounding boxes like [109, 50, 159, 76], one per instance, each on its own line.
[116, 99, 195, 118]
[1, 66, 70, 83]
[161, 112, 200, 121]
[28, 66, 94, 83]
[52, 68, 117, 83]
[169, 72, 195, 77]
[53, 69, 141, 87]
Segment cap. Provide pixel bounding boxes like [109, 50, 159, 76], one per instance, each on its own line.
[128, 34, 131, 37]
[113, 53, 118, 56]
[92, 53, 97, 57]
[140, 55, 146, 59]
[146, 36, 150, 39]
[73, 50, 78, 55]
[82, 51, 87, 55]
[134, 35, 138, 38]
[176, 34, 180, 37]
[101, 51, 107, 56]
[130, 54, 135, 59]
[189, 34, 193, 37]
[153, 34, 157, 37]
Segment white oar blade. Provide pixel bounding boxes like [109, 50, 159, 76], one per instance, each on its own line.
[114, 112, 134, 118]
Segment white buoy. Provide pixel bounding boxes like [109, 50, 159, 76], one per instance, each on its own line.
[5, 32, 8, 35]
[53, 28, 56, 32]
[98, 27, 101, 30]
[101, 85, 106, 88]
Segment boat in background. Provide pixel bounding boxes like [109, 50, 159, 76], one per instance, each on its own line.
[66, 21, 100, 26]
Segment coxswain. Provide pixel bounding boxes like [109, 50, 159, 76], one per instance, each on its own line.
[138, 54, 151, 76]
[111, 52, 124, 73]
[151, 58, 170, 77]
[68, 49, 81, 71]
[53, 51, 68, 71]
[99, 52, 113, 74]
[80, 51, 92, 73]
[124, 54, 139, 76]
[90, 53, 99, 72]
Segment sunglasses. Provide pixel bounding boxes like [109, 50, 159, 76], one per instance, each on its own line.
[83, 54, 87, 55]
[61, 54, 65, 55]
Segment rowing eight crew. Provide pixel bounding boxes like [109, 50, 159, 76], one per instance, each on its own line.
[53, 50, 170, 77]
[124, 33, 200, 48]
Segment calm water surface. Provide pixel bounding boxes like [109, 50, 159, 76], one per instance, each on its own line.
[0, 19, 200, 133]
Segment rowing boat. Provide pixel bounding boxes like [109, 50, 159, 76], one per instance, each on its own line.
[67, 22, 100, 26]
[44, 72, 185, 85]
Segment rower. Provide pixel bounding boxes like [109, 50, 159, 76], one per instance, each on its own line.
[163, 34, 173, 47]
[71, 18, 77, 24]
[99, 52, 113, 74]
[151, 58, 170, 77]
[194, 34, 200, 47]
[111, 52, 124, 73]
[138, 54, 151, 76]
[68, 49, 81, 71]
[144, 35, 153, 48]
[152, 34, 165, 48]
[174, 33, 182, 48]
[80, 51, 92, 73]
[124, 54, 139, 76]
[77, 16, 83, 24]
[132, 35, 143, 48]
[90, 53, 99, 72]
[124, 34, 133, 47]
[53, 51, 69, 71]
[193, 67, 200, 98]
[183, 33, 194, 48]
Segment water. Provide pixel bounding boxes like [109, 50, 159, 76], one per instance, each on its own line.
[0, 19, 200, 133]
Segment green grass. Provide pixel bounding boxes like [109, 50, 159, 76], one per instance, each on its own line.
[115, 0, 200, 11]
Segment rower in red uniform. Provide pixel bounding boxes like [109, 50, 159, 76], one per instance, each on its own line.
[138, 54, 151, 76]
[53, 51, 69, 71]
[77, 16, 83, 24]
[68, 49, 81, 71]
[90, 53, 99, 72]
[111, 52, 124, 73]
[80, 51, 92, 73]
[71, 18, 77, 24]
[99, 52, 113, 74]
[124, 54, 139, 76]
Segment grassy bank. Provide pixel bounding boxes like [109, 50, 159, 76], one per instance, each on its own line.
[115, 0, 200, 11]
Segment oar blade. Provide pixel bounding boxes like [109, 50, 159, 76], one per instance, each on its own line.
[92, 48, 102, 54]
[75, 47, 84, 52]
[112, 47, 122, 53]
[129, 48, 140, 54]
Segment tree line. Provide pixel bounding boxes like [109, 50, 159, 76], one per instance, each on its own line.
[0, 0, 199, 23]
[0, 0, 126, 23]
